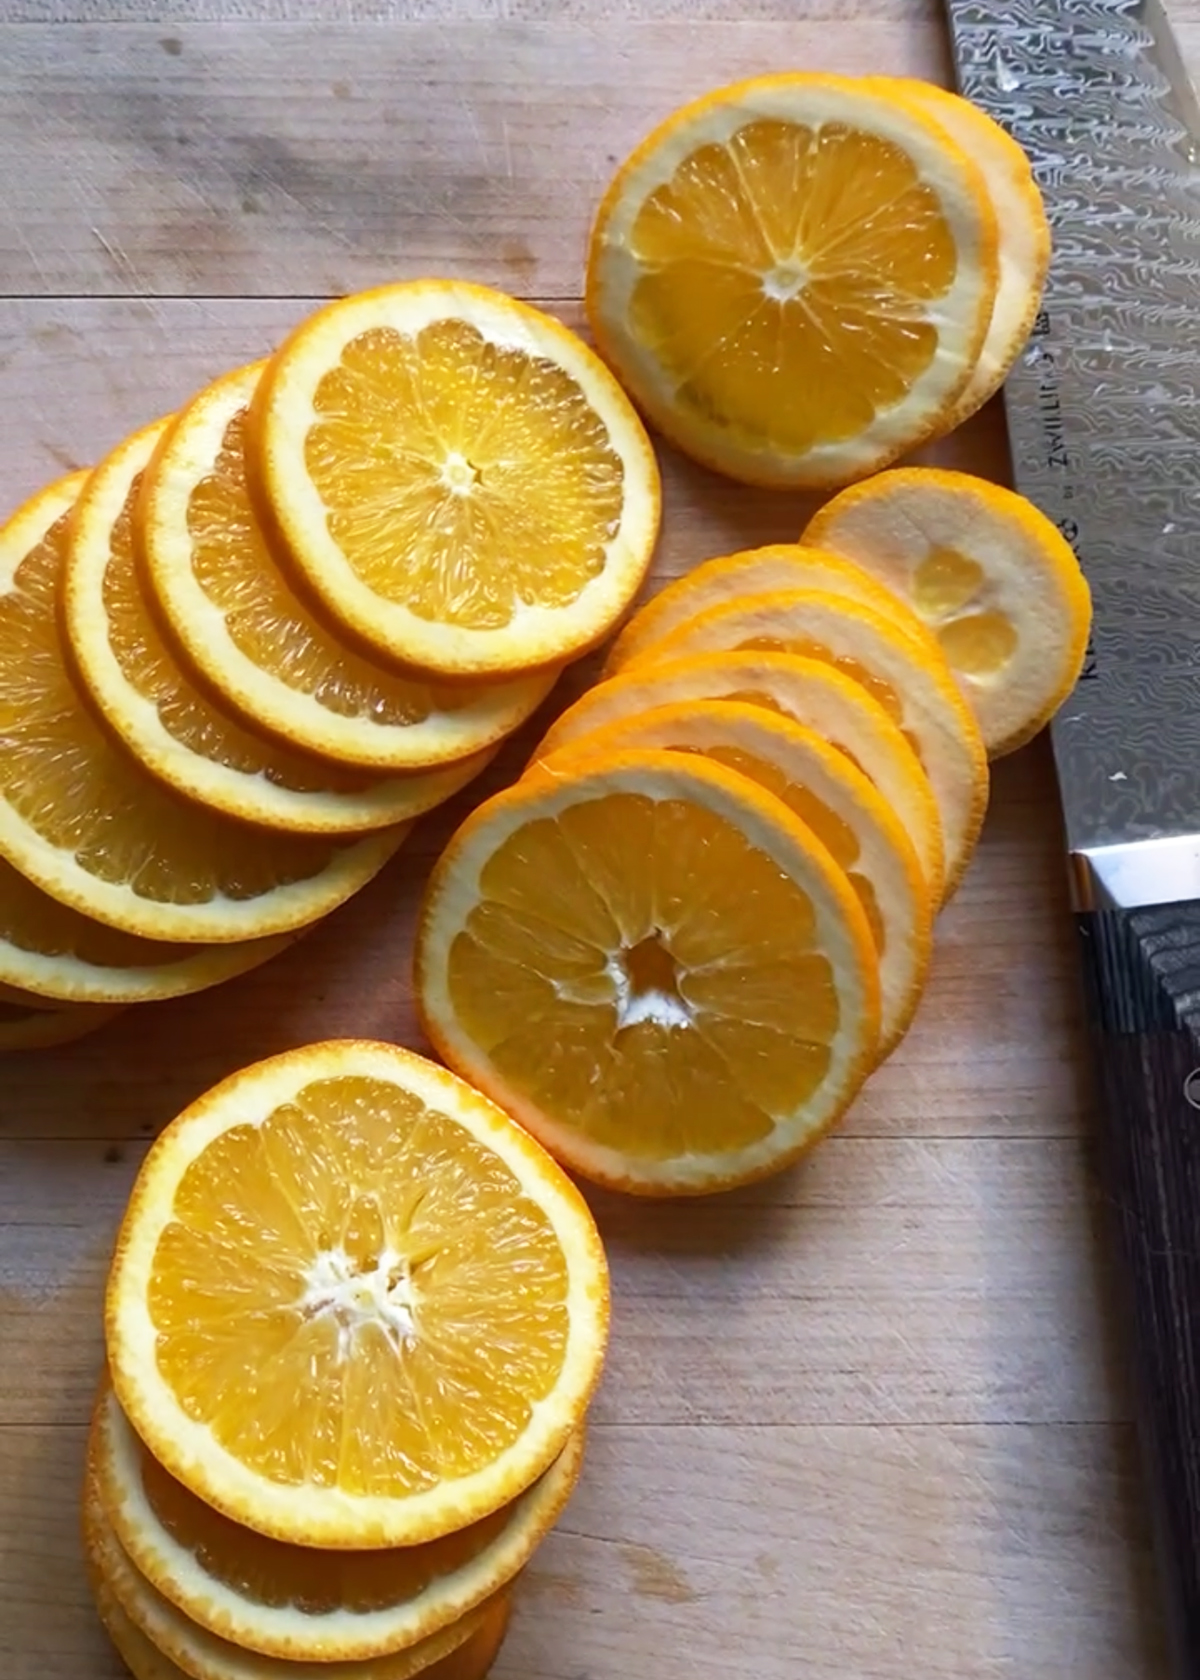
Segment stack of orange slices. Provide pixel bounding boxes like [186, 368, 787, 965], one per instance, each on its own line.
[87, 1040, 611, 1680]
[415, 476, 1089, 1196]
[585, 71, 1050, 489]
[0, 280, 661, 1055]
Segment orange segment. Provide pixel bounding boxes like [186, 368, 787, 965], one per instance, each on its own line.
[626, 589, 988, 899]
[105, 1041, 609, 1548]
[539, 701, 932, 1055]
[587, 73, 999, 486]
[803, 466, 1093, 756]
[0, 474, 407, 942]
[92, 1377, 582, 1662]
[603, 542, 935, 676]
[533, 650, 945, 905]
[248, 282, 662, 677]
[139, 362, 557, 771]
[64, 419, 495, 834]
[417, 750, 880, 1195]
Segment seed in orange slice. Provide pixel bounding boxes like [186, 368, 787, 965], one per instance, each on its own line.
[534, 650, 945, 905]
[64, 419, 496, 834]
[870, 79, 1050, 430]
[247, 282, 662, 679]
[586, 72, 999, 488]
[0, 853, 294, 1006]
[83, 1473, 512, 1680]
[139, 362, 558, 771]
[0, 996, 126, 1052]
[603, 542, 934, 676]
[417, 749, 880, 1196]
[105, 1040, 609, 1548]
[803, 466, 1092, 756]
[0, 474, 407, 943]
[92, 1373, 581, 1662]
[540, 701, 931, 1055]
[625, 590, 987, 900]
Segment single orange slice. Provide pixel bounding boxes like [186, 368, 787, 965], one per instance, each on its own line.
[64, 419, 496, 834]
[83, 1473, 512, 1680]
[0, 853, 293, 1006]
[0, 996, 125, 1052]
[626, 590, 988, 899]
[0, 475, 406, 943]
[417, 750, 880, 1195]
[803, 466, 1092, 755]
[871, 79, 1050, 430]
[540, 701, 931, 1055]
[139, 362, 558, 770]
[105, 1041, 609, 1548]
[603, 542, 933, 676]
[92, 1375, 581, 1662]
[248, 282, 662, 677]
[533, 650, 945, 904]
[586, 72, 999, 487]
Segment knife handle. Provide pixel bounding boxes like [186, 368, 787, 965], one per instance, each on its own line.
[1078, 903, 1200, 1676]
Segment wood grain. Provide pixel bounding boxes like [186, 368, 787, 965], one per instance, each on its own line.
[0, 3, 1187, 1677]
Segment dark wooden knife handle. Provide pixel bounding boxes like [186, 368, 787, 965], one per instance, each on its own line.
[1078, 903, 1200, 1677]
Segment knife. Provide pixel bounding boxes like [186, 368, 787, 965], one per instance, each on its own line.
[943, 0, 1200, 1670]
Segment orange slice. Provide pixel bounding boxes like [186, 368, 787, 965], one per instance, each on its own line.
[803, 466, 1092, 756]
[139, 362, 558, 771]
[0, 996, 125, 1052]
[603, 542, 933, 676]
[0, 475, 407, 943]
[84, 1474, 512, 1680]
[248, 281, 662, 677]
[93, 1375, 581, 1662]
[625, 590, 988, 899]
[586, 72, 999, 487]
[540, 701, 931, 1054]
[64, 420, 496, 834]
[417, 750, 880, 1195]
[534, 650, 945, 904]
[0, 854, 293, 1006]
[105, 1041, 609, 1548]
[871, 79, 1050, 429]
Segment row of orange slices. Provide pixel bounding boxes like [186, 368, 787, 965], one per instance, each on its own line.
[411, 471, 1090, 1196]
[89, 1041, 612, 1679]
[0, 283, 664, 1053]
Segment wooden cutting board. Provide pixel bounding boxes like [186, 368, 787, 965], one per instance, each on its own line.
[0, 4, 1183, 1676]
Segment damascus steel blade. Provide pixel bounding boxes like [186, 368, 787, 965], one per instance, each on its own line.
[946, 0, 1200, 910]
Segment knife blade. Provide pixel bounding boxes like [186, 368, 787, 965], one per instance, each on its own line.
[943, 0, 1200, 1670]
